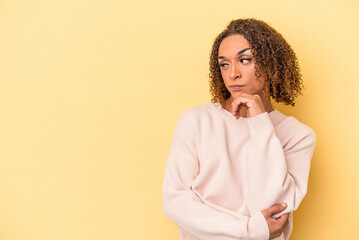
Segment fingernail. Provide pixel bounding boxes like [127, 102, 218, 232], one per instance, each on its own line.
[281, 203, 287, 207]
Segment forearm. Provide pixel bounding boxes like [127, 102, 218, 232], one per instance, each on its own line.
[244, 112, 315, 218]
[163, 186, 269, 240]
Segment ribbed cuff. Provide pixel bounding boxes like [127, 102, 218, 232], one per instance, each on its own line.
[248, 210, 270, 239]
[247, 112, 274, 137]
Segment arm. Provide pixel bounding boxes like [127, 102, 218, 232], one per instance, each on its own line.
[231, 93, 316, 220]
[162, 109, 270, 240]
[245, 112, 316, 219]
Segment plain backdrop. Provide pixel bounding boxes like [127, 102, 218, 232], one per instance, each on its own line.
[0, 0, 358, 239]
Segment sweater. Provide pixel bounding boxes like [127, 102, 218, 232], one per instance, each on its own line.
[162, 102, 316, 240]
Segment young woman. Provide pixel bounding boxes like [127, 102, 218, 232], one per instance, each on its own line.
[162, 18, 316, 240]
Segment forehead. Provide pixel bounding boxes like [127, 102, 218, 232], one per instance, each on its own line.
[218, 34, 250, 57]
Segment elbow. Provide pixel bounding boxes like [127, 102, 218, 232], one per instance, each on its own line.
[275, 179, 308, 214]
[293, 185, 308, 211]
[162, 198, 172, 219]
[162, 190, 177, 221]
[162, 188, 188, 224]
[285, 185, 308, 213]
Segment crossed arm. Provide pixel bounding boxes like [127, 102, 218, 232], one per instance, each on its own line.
[163, 96, 316, 240]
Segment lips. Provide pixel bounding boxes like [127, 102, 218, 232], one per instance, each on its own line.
[229, 85, 246, 90]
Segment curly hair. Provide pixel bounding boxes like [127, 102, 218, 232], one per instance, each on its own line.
[209, 18, 302, 106]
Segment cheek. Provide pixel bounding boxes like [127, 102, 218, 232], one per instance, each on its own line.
[247, 69, 266, 91]
[220, 70, 229, 83]
[248, 66, 257, 78]
[247, 66, 262, 83]
[252, 77, 264, 89]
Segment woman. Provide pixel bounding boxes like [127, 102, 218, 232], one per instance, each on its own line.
[162, 18, 316, 240]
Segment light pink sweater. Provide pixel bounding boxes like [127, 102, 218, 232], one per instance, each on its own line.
[162, 102, 316, 240]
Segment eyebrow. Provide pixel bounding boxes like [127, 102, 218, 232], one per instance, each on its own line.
[218, 48, 251, 59]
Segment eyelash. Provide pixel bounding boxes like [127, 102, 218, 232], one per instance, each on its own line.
[219, 58, 252, 68]
[240, 58, 252, 63]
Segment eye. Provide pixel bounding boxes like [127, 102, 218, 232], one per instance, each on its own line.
[240, 58, 252, 64]
[219, 63, 229, 69]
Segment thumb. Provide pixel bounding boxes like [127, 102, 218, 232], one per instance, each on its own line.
[269, 203, 287, 216]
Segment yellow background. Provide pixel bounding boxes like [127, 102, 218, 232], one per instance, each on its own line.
[0, 0, 358, 239]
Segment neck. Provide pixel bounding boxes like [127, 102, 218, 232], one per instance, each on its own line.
[261, 97, 274, 113]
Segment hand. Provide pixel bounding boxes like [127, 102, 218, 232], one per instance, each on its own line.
[231, 93, 266, 119]
[261, 203, 289, 239]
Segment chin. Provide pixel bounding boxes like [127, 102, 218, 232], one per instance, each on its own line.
[231, 91, 247, 98]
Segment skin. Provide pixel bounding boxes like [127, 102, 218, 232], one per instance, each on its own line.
[262, 203, 290, 239]
[218, 34, 289, 238]
[217, 34, 274, 118]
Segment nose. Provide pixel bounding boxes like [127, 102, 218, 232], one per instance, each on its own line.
[230, 62, 241, 80]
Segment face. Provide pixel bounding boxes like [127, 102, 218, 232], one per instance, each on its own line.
[218, 34, 267, 100]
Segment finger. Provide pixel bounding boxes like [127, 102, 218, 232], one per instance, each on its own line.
[271, 232, 282, 239]
[231, 99, 240, 117]
[231, 97, 242, 114]
[260, 209, 268, 218]
[234, 96, 254, 110]
[236, 104, 243, 119]
[268, 203, 287, 215]
[237, 94, 263, 109]
[277, 213, 289, 226]
[231, 99, 238, 116]
[283, 217, 290, 229]
[232, 96, 251, 109]
[238, 104, 249, 119]
[231, 98, 247, 118]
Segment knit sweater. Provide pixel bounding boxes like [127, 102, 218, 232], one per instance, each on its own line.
[162, 102, 316, 240]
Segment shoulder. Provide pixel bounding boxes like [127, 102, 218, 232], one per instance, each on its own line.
[173, 103, 212, 131]
[178, 103, 216, 122]
[174, 103, 221, 136]
[180, 103, 214, 116]
[270, 110, 316, 148]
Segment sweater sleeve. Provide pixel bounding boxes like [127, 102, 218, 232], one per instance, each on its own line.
[162, 110, 270, 240]
[244, 112, 316, 219]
